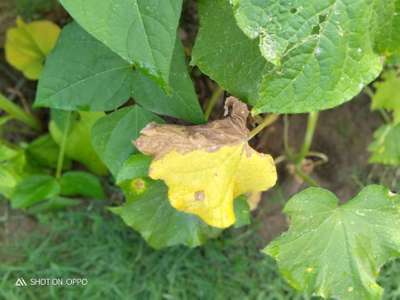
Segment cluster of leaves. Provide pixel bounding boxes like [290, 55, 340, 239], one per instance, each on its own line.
[1, 0, 400, 299]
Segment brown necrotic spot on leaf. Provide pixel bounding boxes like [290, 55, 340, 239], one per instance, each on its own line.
[134, 97, 249, 159]
[194, 191, 205, 201]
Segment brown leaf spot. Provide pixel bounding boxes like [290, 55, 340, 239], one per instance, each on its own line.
[194, 191, 205, 201]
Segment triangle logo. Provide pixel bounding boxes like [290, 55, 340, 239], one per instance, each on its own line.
[15, 278, 28, 287]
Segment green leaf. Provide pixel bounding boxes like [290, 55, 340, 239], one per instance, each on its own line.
[60, 171, 105, 200]
[374, 0, 400, 55]
[371, 70, 400, 124]
[264, 185, 400, 300]
[193, 0, 388, 114]
[11, 175, 60, 208]
[49, 111, 108, 175]
[59, 0, 183, 89]
[36, 23, 204, 123]
[116, 154, 151, 184]
[234, 195, 251, 228]
[192, 0, 268, 105]
[368, 123, 400, 166]
[91, 105, 163, 177]
[0, 145, 26, 198]
[0, 143, 19, 161]
[35, 22, 133, 111]
[26, 134, 71, 170]
[111, 179, 221, 249]
[131, 39, 205, 124]
[28, 196, 80, 214]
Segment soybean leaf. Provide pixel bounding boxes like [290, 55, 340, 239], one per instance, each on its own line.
[116, 154, 151, 184]
[371, 70, 400, 124]
[36, 22, 204, 123]
[111, 179, 221, 249]
[91, 106, 163, 177]
[26, 134, 71, 170]
[264, 185, 400, 300]
[193, 0, 390, 114]
[5, 17, 60, 80]
[60, 171, 105, 200]
[368, 123, 400, 166]
[49, 111, 108, 175]
[59, 0, 183, 89]
[28, 196, 80, 214]
[11, 175, 60, 208]
[35, 22, 133, 112]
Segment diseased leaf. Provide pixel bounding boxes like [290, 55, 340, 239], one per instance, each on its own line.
[60, 171, 105, 200]
[59, 0, 183, 89]
[49, 111, 107, 175]
[11, 175, 60, 208]
[135, 97, 277, 228]
[91, 106, 163, 177]
[193, 0, 390, 114]
[368, 123, 400, 166]
[371, 70, 400, 124]
[111, 179, 221, 249]
[35, 22, 133, 111]
[5, 17, 60, 80]
[264, 185, 400, 300]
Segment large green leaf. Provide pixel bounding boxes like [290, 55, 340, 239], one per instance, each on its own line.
[264, 185, 400, 300]
[91, 106, 163, 177]
[49, 111, 107, 175]
[59, 0, 183, 89]
[11, 175, 60, 209]
[35, 22, 204, 123]
[192, 0, 391, 114]
[371, 70, 400, 124]
[368, 123, 400, 166]
[111, 179, 221, 249]
[35, 22, 133, 111]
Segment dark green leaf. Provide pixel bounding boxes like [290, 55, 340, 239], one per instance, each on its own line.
[11, 175, 60, 208]
[91, 105, 163, 177]
[60, 171, 105, 199]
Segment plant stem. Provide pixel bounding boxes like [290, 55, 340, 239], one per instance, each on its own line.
[56, 111, 71, 179]
[296, 111, 319, 164]
[294, 165, 320, 187]
[0, 93, 41, 131]
[379, 109, 392, 124]
[204, 87, 224, 120]
[248, 114, 279, 140]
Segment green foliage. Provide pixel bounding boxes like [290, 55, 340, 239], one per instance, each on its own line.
[372, 70, 400, 124]
[49, 110, 107, 175]
[369, 123, 400, 165]
[233, 195, 251, 228]
[193, 0, 399, 114]
[91, 106, 163, 177]
[265, 185, 400, 300]
[60, 171, 105, 200]
[59, 0, 183, 89]
[0, 144, 26, 198]
[35, 22, 204, 123]
[116, 153, 152, 184]
[11, 175, 60, 209]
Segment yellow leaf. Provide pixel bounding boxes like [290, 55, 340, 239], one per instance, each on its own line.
[5, 17, 60, 80]
[135, 97, 277, 228]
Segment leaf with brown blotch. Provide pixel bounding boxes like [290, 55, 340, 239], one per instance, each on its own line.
[134, 97, 277, 228]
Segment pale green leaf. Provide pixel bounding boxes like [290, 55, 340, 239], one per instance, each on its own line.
[368, 123, 400, 166]
[264, 185, 400, 300]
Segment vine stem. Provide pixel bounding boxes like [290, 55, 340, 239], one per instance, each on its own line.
[296, 111, 319, 164]
[248, 114, 279, 140]
[0, 93, 41, 131]
[56, 112, 72, 179]
[204, 87, 224, 120]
